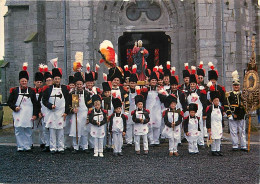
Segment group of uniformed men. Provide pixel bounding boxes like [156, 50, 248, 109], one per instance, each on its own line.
[7, 57, 248, 155]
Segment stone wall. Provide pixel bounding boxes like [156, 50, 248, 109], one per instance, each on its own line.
[3, 0, 259, 102]
[195, 0, 259, 91]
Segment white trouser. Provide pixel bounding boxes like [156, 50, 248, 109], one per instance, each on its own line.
[39, 128, 45, 145]
[15, 127, 32, 151]
[113, 132, 123, 153]
[49, 128, 64, 152]
[64, 134, 72, 149]
[87, 131, 94, 149]
[148, 127, 160, 145]
[42, 125, 50, 147]
[134, 134, 148, 151]
[72, 136, 88, 150]
[229, 119, 247, 149]
[211, 139, 221, 151]
[94, 137, 104, 153]
[80, 136, 89, 150]
[34, 119, 44, 145]
[203, 119, 208, 137]
[126, 123, 134, 144]
[177, 123, 182, 144]
[169, 137, 178, 152]
[197, 118, 205, 146]
[160, 119, 165, 139]
[188, 140, 198, 153]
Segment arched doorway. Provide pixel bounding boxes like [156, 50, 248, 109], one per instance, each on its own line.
[118, 32, 171, 69]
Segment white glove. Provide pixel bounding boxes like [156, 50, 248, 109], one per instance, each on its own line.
[228, 116, 233, 120]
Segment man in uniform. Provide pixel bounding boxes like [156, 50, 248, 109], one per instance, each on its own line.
[42, 67, 70, 154]
[224, 70, 247, 151]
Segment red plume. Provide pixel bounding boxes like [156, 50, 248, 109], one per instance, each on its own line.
[175, 76, 179, 84]
[124, 65, 128, 71]
[22, 62, 28, 71]
[112, 92, 117, 98]
[166, 61, 171, 69]
[135, 86, 141, 95]
[210, 85, 215, 91]
[103, 73, 107, 81]
[132, 64, 137, 74]
[43, 65, 48, 72]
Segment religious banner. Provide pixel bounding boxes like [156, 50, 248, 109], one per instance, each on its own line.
[241, 36, 260, 152]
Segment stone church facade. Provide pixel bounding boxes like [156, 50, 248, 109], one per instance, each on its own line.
[2, 0, 260, 102]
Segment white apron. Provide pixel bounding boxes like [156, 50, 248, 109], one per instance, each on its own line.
[112, 115, 124, 133]
[162, 111, 181, 139]
[70, 91, 88, 137]
[110, 88, 123, 113]
[211, 107, 223, 139]
[146, 90, 161, 128]
[134, 110, 148, 136]
[175, 91, 183, 110]
[90, 109, 105, 138]
[41, 98, 48, 126]
[187, 92, 203, 118]
[45, 87, 65, 129]
[186, 117, 200, 142]
[128, 92, 136, 124]
[13, 88, 33, 128]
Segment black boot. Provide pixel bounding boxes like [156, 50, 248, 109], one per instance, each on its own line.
[211, 151, 218, 156]
[42, 146, 50, 152]
[217, 151, 223, 156]
[40, 144, 45, 149]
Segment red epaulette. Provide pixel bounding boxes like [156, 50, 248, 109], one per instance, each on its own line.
[38, 88, 42, 93]
[145, 109, 150, 114]
[123, 114, 128, 120]
[103, 109, 108, 114]
[88, 110, 92, 115]
[9, 87, 17, 94]
[42, 85, 49, 92]
[108, 114, 114, 121]
[66, 85, 70, 91]
[177, 85, 182, 90]
[221, 106, 224, 111]
[184, 116, 189, 120]
[201, 89, 206, 94]
[206, 105, 210, 113]
[222, 86, 226, 93]
[131, 110, 135, 116]
[162, 110, 167, 118]
[123, 86, 128, 92]
[141, 87, 148, 93]
[31, 87, 37, 93]
[180, 111, 184, 117]
[97, 87, 102, 94]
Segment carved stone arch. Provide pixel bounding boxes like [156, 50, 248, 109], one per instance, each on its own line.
[94, 0, 194, 77]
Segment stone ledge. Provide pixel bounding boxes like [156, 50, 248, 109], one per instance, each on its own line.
[5, 0, 30, 6]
